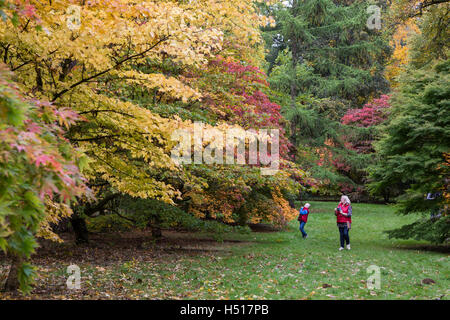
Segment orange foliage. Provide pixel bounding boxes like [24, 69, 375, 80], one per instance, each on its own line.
[270, 187, 299, 226]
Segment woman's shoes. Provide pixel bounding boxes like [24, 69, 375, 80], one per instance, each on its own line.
[339, 247, 344, 251]
[346, 244, 351, 250]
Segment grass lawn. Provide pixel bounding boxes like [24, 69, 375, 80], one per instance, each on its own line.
[1, 201, 449, 299]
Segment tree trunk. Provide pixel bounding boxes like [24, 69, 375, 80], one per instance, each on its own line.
[3, 254, 21, 292]
[52, 217, 71, 234]
[150, 216, 162, 239]
[382, 189, 390, 203]
[71, 215, 89, 244]
[289, 0, 301, 106]
[236, 204, 249, 226]
[151, 226, 162, 239]
[289, 0, 302, 162]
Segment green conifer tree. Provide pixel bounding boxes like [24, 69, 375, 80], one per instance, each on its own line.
[260, 0, 391, 195]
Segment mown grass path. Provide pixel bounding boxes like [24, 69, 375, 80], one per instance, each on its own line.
[1, 201, 448, 299]
[151, 201, 448, 300]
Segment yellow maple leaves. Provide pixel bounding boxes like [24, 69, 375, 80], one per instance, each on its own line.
[0, 0, 289, 230]
[0, 0, 264, 203]
[118, 70, 202, 103]
[385, 20, 419, 87]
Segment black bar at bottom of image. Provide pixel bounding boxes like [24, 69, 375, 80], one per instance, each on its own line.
[0, 299, 446, 319]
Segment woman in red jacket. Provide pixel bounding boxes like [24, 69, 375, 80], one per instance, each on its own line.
[335, 195, 352, 251]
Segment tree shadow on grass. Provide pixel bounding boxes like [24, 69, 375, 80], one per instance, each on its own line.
[248, 223, 282, 232]
[0, 229, 256, 271]
[392, 244, 450, 254]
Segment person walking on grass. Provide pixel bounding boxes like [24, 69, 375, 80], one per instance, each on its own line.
[335, 195, 352, 251]
[298, 203, 310, 239]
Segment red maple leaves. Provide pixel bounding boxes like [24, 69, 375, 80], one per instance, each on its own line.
[341, 95, 391, 128]
[210, 57, 291, 159]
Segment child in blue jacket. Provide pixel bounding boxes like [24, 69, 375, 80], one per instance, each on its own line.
[298, 203, 310, 239]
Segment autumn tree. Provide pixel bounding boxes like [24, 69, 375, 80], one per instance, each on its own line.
[0, 1, 90, 293]
[0, 0, 280, 239]
[384, 21, 419, 87]
[151, 57, 308, 228]
[0, 0, 312, 292]
[0, 64, 87, 292]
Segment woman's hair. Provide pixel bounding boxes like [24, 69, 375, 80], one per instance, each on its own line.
[304, 203, 311, 208]
[340, 195, 351, 205]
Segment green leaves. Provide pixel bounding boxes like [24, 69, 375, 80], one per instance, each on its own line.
[24, 191, 44, 211]
[77, 154, 91, 173]
[386, 215, 450, 244]
[265, 0, 390, 109]
[17, 262, 37, 294]
[6, 227, 39, 278]
[369, 59, 449, 242]
[0, 237, 7, 252]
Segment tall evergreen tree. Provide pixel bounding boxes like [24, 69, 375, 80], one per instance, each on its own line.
[264, 0, 391, 111]
[260, 0, 391, 195]
[368, 60, 449, 243]
[368, 2, 449, 243]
